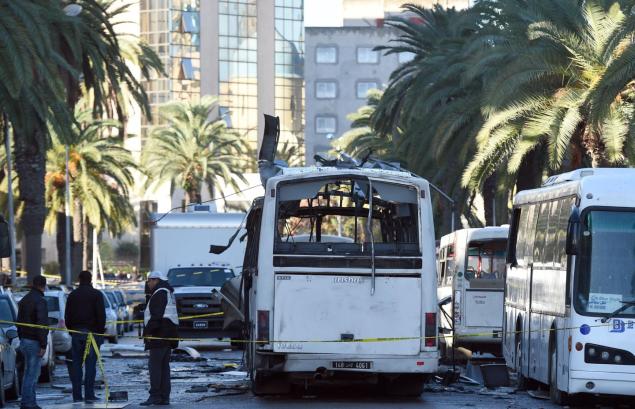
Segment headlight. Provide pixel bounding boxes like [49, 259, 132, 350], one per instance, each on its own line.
[585, 343, 635, 365]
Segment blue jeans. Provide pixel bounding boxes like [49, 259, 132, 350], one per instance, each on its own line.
[20, 338, 42, 408]
[71, 332, 103, 401]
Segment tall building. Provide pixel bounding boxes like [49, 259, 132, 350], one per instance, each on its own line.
[140, 0, 201, 138]
[201, 0, 305, 160]
[305, 0, 470, 163]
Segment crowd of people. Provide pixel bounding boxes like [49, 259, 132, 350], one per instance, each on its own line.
[16, 270, 178, 409]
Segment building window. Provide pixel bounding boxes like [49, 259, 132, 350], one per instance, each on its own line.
[315, 116, 337, 134]
[357, 47, 378, 64]
[398, 51, 416, 63]
[316, 45, 337, 64]
[356, 81, 378, 99]
[180, 11, 199, 33]
[315, 81, 337, 99]
[180, 58, 194, 80]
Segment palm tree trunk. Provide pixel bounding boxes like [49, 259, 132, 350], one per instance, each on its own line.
[582, 129, 606, 168]
[187, 186, 202, 206]
[71, 198, 82, 281]
[14, 131, 46, 282]
[56, 212, 67, 281]
[82, 220, 89, 270]
[483, 175, 496, 226]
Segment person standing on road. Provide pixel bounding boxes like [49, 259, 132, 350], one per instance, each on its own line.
[17, 275, 49, 409]
[141, 271, 179, 406]
[65, 270, 106, 403]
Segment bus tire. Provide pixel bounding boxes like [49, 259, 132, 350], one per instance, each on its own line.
[515, 335, 528, 390]
[549, 347, 571, 405]
[380, 374, 425, 397]
[251, 371, 291, 396]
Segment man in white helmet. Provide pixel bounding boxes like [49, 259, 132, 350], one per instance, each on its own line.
[140, 271, 179, 406]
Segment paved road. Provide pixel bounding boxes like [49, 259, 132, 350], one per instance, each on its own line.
[5, 334, 632, 409]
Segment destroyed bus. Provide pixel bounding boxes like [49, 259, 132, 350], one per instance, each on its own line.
[504, 168, 635, 404]
[216, 116, 439, 395]
[437, 226, 508, 355]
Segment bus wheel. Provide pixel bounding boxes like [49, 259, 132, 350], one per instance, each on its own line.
[515, 337, 528, 390]
[549, 348, 571, 405]
[251, 371, 291, 396]
[380, 374, 425, 397]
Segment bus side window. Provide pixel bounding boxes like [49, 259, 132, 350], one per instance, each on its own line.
[515, 205, 530, 265]
[524, 204, 539, 265]
[544, 200, 560, 266]
[507, 207, 522, 265]
[533, 202, 550, 265]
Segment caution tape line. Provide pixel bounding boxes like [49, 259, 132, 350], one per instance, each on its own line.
[107, 311, 224, 325]
[0, 319, 615, 344]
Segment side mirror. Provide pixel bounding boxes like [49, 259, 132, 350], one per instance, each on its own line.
[566, 207, 581, 256]
[5, 329, 18, 340]
[0, 216, 11, 258]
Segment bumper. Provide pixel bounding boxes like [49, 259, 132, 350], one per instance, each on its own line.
[569, 369, 635, 396]
[280, 352, 439, 374]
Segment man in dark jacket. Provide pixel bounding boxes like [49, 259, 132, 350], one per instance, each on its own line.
[65, 270, 106, 403]
[17, 275, 48, 409]
[140, 271, 179, 406]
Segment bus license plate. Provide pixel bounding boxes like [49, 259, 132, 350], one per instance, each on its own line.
[193, 321, 208, 329]
[332, 361, 373, 370]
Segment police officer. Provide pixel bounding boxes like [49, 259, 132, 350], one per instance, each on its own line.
[140, 271, 179, 406]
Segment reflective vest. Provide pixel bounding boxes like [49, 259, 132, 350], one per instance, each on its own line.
[144, 287, 179, 327]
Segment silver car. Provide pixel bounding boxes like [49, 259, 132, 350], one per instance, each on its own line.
[44, 290, 72, 354]
[0, 294, 21, 405]
[100, 291, 119, 344]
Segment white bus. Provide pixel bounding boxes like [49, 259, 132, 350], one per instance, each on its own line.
[437, 227, 508, 354]
[227, 166, 440, 395]
[504, 168, 635, 404]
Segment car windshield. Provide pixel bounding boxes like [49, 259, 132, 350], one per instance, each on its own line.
[102, 293, 111, 309]
[575, 210, 635, 316]
[167, 268, 235, 287]
[465, 239, 507, 281]
[0, 299, 14, 328]
[44, 296, 60, 312]
[274, 177, 421, 258]
[106, 292, 117, 305]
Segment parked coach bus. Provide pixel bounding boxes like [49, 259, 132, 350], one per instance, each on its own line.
[437, 227, 508, 354]
[504, 168, 635, 404]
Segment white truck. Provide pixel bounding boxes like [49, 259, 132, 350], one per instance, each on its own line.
[150, 207, 246, 338]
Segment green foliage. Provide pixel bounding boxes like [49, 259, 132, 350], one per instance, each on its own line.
[45, 107, 137, 236]
[142, 96, 249, 205]
[351, 0, 635, 229]
[115, 240, 139, 261]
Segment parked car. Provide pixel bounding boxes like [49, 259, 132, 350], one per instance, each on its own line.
[104, 290, 125, 336]
[44, 291, 72, 354]
[100, 291, 119, 344]
[0, 294, 21, 405]
[11, 291, 55, 383]
[111, 290, 132, 332]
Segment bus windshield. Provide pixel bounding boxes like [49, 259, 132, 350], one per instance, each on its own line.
[167, 267, 235, 287]
[576, 210, 635, 317]
[465, 240, 506, 281]
[274, 177, 421, 257]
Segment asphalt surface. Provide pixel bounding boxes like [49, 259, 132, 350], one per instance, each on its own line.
[4, 330, 634, 409]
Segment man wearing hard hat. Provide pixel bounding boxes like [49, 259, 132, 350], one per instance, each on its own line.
[140, 271, 179, 406]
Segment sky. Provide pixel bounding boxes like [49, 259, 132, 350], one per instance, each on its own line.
[305, 0, 343, 27]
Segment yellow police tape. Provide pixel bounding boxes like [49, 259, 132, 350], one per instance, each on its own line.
[0, 317, 618, 406]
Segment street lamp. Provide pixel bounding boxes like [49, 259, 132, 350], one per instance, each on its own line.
[63, 3, 83, 285]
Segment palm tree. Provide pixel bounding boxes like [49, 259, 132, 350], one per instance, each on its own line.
[371, 4, 492, 229]
[142, 96, 249, 206]
[463, 0, 635, 190]
[45, 109, 137, 279]
[335, 89, 396, 159]
[2, 0, 162, 280]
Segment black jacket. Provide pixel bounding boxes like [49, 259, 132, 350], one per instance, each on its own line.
[65, 283, 106, 334]
[17, 289, 49, 348]
[143, 280, 179, 350]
